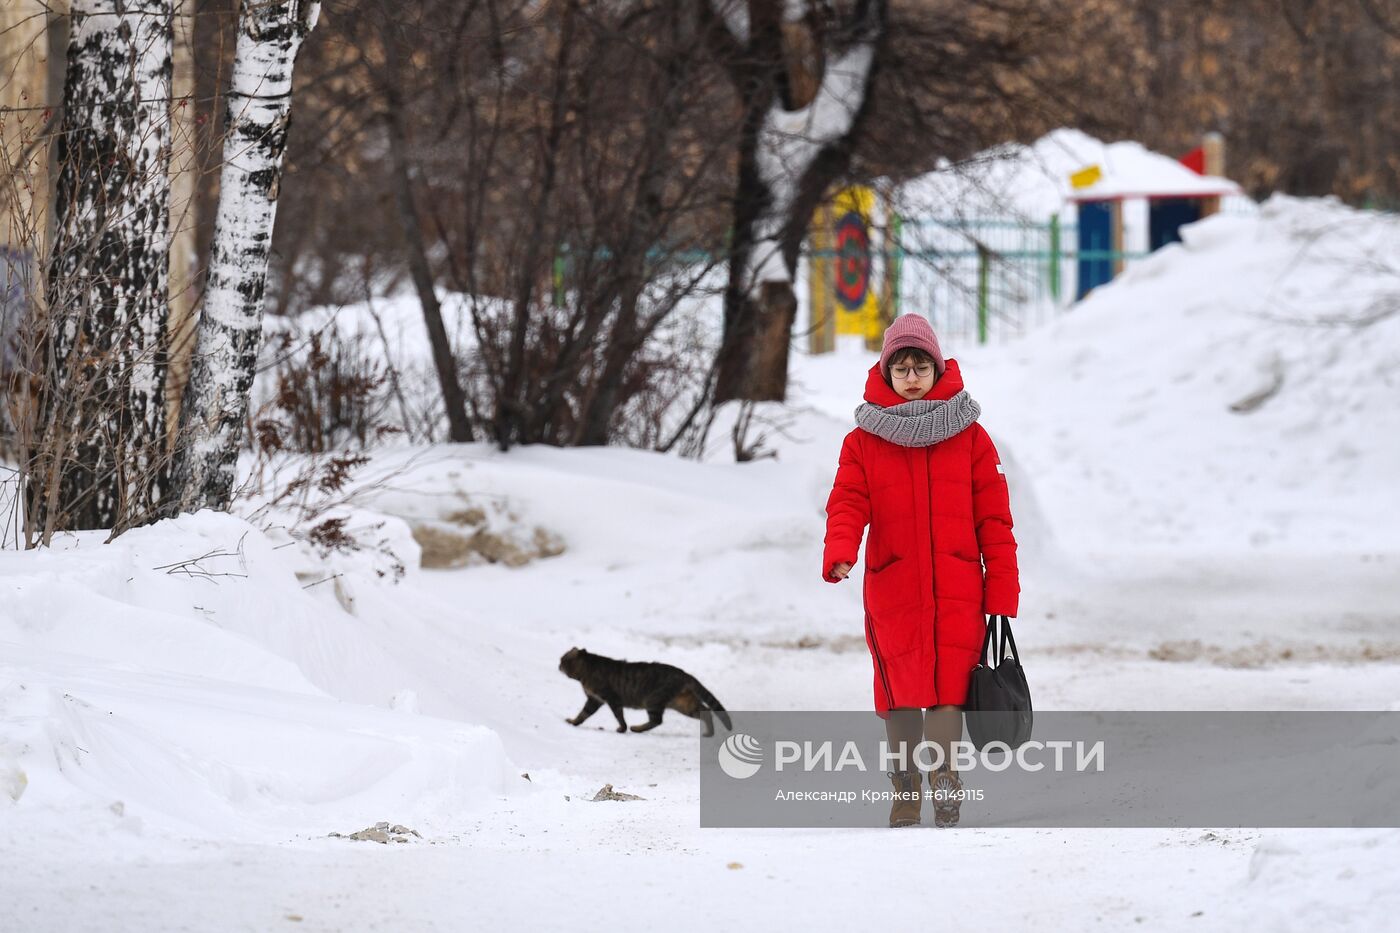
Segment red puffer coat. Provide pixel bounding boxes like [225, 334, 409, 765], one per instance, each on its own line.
[822, 359, 1019, 717]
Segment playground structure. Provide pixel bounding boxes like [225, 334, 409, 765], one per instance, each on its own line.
[1069, 133, 1238, 300]
[805, 134, 1246, 350]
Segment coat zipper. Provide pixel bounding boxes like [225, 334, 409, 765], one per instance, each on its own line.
[925, 445, 939, 702]
[865, 608, 895, 710]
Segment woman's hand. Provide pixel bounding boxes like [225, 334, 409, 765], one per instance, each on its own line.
[827, 561, 853, 581]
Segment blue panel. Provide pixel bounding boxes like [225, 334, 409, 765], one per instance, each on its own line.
[1076, 200, 1114, 300]
[1148, 198, 1204, 252]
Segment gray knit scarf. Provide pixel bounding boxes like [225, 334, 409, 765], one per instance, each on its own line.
[854, 392, 981, 447]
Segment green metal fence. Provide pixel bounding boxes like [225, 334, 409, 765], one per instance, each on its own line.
[802, 214, 1087, 345]
[889, 214, 1154, 345]
[550, 202, 1260, 349]
[866, 199, 1259, 345]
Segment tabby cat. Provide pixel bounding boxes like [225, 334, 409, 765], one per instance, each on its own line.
[558, 647, 732, 736]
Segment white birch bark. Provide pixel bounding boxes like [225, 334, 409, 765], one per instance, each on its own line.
[707, 0, 882, 403]
[40, 0, 172, 533]
[172, 0, 320, 514]
[745, 12, 878, 299]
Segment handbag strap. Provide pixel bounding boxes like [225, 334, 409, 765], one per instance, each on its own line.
[980, 615, 1023, 668]
[978, 614, 998, 664]
[998, 615, 1023, 667]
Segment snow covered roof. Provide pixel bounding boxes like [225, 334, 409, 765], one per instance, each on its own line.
[892, 128, 1242, 218]
[1066, 138, 1241, 202]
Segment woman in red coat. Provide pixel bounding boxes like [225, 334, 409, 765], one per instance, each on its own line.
[822, 313, 1020, 828]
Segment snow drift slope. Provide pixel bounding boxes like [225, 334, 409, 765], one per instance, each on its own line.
[0, 511, 518, 842]
[961, 194, 1400, 556]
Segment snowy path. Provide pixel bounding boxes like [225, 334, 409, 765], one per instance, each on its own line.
[5, 544, 1395, 933]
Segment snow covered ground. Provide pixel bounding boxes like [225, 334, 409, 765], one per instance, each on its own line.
[2, 196, 1399, 930]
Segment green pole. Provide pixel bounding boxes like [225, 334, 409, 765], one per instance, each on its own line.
[553, 249, 565, 306]
[976, 243, 990, 345]
[891, 213, 903, 318]
[1048, 213, 1061, 303]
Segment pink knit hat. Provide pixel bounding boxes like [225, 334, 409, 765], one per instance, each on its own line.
[879, 314, 945, 377]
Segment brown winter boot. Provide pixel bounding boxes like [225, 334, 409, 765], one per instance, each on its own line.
[929, 764, 964, 828]
[886, 769, 922, 828]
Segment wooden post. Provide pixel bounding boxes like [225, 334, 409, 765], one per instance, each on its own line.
[0, 1, 55, 285]
[1201, 131, 1225, 217]
[165, 0, 198, 449]
[808, 199, 834, 354]
[0, 2, 54, 469]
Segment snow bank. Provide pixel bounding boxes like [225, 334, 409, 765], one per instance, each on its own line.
[0, 511, 519, 842]
[959, 194, 1400, 556]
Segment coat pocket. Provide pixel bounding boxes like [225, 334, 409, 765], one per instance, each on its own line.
[866, 551, 902, 575]
[864, 555, 923, 658]
[944, 553, 985, 594]
[939, 555, 988, 650]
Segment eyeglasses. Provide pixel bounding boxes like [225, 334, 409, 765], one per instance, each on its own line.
[890, 363, 935, 380]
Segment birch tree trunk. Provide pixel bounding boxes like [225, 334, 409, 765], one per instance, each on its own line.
[29, 0, 173, 537]
[170, 0, 320, 514]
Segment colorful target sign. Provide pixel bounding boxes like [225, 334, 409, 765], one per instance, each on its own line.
[823, 187, 879, 336]
[810, 185, 881, 340]
[833, 211, 871, 311]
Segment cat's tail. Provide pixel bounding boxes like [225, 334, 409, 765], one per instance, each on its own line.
[689, 678, 732, 731]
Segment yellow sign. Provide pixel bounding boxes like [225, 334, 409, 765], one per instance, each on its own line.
[1070, 164, 1103, 189]
[817, 184, 873, 337]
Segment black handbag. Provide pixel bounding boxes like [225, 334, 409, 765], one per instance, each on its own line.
[965, 615, 1033, 750]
